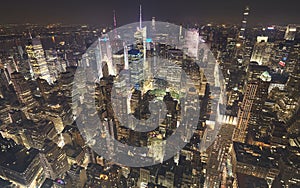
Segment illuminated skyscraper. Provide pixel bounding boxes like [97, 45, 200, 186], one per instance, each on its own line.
[239, 6, 250, 40]
[152, 17, 156, 30]
[39, 139, 69, 179]
[284, 25, 297, 41]
[98, 36, 116, 76]
[233, 82, 258, 143]
[250, 36, 274, 66]
[185, 29, 200, 59]
[10, 72, 38, 110]
[0, 136, 45, 188]
[233, 64, 271, 143]
[26, 38, 53, 84]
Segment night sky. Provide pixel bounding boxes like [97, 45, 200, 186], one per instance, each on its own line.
[0, 0, 299, 26]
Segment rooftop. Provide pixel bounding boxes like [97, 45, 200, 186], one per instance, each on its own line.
[233, 142, 278, 169]
[0, 136, 39, 173]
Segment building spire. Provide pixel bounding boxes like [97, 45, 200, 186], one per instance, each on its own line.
[113, 10, 117, 29]
[139, 4, 142, 29]
[113, 10, 118, 39]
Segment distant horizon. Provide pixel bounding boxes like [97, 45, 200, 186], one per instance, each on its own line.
[0, 21, 298, 28]
[0, 0, 299, 26]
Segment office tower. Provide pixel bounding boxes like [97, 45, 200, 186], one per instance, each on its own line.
[39, 139, 69, 179]
[234, 6, 251, 65]
[22, 119, 57, 149]
[0, 136, 45, 188]
[284, 25, 297, 41]
[232, 142, 280, 188]
[66, 164, 87, 188]
[10, 72, 38, 109]
[233, 81, 256, 143]
[128, 49, 144, 85]
[6, 56, 19, 73]
[124, 43, 129, 70]
[147, 133, 165, 163]
[233, 64, 271, 143]
[250, 36, 274, 65]
[96, 36, 116, 77]
[45, 49, 64, 81]
[0, 61, 11, 87]
[152, 17, 156, 30]
[204, 118, 237, 188]
[185, 29, 200, 59]
[26, 38, 53, 84]
[239, 6, 250, 40]
[139, 168, 150, 186]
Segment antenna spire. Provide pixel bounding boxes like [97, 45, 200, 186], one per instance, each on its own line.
[139, 4, 142, 29]
[113, 10, 117, 29]
[113, 10, 118, 39]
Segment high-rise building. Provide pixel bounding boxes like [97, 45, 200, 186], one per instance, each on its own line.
[185, 29, 200, 59]
[66, 164, 87, 188]
[250, 36, 274, 66]
[139, 168, 150, 186]
[39, 139, 69, 179]
[22, 119, 57, 149]
[284, 25, 297, 41]
[232, 142, 280, 188]
[26, 38, 53, 84]
[0, 136, 45, 188]
[233, 64, 271, 143]
[128, 49, 144, 85]
[204, 120, 236, 188]
[10, 72, 38, 110]
[239, 6, 250, 40]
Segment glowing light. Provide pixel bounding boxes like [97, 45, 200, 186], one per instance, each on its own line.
[135, 83, 140, 90]
[100, 38, 109, 42]
[55, 178, 66, 185]
[260, 71, 272, 82]
[100, 174, 109, 180]
[279, 61, 286, 67]
[236, 43, 241, 47]
[146, 38, 152, 43]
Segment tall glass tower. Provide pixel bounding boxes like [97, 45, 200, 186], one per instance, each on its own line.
[239, 6, 250, 40]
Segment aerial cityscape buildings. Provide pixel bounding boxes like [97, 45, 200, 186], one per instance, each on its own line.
[0, 2, 299, 188]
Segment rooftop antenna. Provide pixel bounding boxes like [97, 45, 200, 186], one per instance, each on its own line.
[113, 10, 118, 39]
[113, 10, 117, 29]
[139, 4, 142, 30]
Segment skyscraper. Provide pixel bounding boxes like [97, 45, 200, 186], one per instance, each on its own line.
[284, 25, 297, 41]
[26, 38, 53, 84]
[233, 64, 271, 143]
[239, 6, 250, 40]
[250, 36, 273, 66]
[233, 83, 258, 143]
[10, 72, 38, 110]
